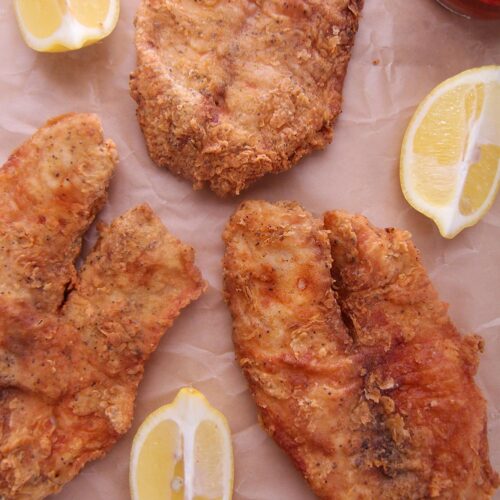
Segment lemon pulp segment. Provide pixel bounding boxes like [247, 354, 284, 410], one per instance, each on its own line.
[136, 419, 183, 500]
[459, 82, 500, 215]
[459, 145, 500, 215]
[413, 85, 472, 166]
[194, 420, 225, 499]
[69, 0, 111, 28]
[16, 0, 65, 38]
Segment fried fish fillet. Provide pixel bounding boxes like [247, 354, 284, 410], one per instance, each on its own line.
[0, 114, 205, 499]
[223, 200, 498, 499]
[130, 0, 363, 196]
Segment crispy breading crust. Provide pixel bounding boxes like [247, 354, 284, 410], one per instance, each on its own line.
[223, 200, 498, 499]
[130, 0, 363, 196]
[0, 113, 117, 312]
[0, 115, 205, 499]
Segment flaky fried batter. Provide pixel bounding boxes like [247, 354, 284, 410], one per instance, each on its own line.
[0, 114, 205, 499]
[130, 0, 363, 196]
[223, 200, 498, 499]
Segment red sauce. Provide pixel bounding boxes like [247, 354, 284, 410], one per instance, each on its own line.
[436, 0, 500, 18]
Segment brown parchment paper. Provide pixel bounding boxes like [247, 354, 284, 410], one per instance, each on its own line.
[0, 1, 499, 498]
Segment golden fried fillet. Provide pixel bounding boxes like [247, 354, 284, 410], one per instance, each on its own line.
[130, 0, 363, 196]
[0, 114, 205, 499]
[223, 200, 498, 499]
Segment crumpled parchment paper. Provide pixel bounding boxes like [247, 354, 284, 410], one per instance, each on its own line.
[0, 1, 498, 498]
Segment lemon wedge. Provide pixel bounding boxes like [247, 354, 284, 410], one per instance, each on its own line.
[400, 66, 500, 238]
[130, 387, 234, 500]
[14, 0, 120, 53]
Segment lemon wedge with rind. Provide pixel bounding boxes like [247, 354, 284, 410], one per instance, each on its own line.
[130, 387, 234, 500]
[14, 0, 120, 53]
[400, 66, 500, 238]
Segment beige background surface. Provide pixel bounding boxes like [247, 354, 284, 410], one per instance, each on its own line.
[0, 1, 499, 498]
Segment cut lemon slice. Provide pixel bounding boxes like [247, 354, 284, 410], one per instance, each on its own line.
[14, 0, 120, 53]
[400, 66, 500, 238]
[130, 387, 234, 500]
